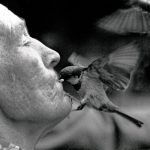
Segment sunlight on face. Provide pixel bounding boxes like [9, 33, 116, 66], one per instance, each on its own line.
[0, 4, 72, 123]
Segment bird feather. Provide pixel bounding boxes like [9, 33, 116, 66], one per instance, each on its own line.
[88, 42, 140, 91]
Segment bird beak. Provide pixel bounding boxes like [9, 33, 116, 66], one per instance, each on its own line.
[59, 79, 64, 83]
[59, 74, 64, 83]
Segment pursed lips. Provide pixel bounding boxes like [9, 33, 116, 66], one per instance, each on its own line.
[37, 69, 72, 104]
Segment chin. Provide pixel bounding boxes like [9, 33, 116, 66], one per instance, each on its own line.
[26, 82, 72, 123]
[33, 81, 72, 122]
[51, 82, 72, 120]
[53, 95, 72, 123]
[35, 95, 72, 123]
[4, 95, 72, 123]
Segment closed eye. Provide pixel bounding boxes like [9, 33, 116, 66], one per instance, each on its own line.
[22, 35, 31, 46]
[22, 28, 31, 46]
[23, 40, 31, 46]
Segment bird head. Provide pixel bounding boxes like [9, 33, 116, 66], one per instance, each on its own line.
[60, 66, 85, 85]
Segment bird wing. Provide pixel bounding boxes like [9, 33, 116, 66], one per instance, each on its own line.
[87, 42, 140, 91]
[68, 52, 89, 67]
[68, 52, 98, 67]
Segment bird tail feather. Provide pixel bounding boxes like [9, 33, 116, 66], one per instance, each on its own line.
[113, 109, 144, 128]
[98, 100, 143, 128]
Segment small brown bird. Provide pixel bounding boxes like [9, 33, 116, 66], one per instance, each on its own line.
[60, 43, 144, 127]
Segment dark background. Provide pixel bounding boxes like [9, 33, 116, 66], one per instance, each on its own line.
[1, 0, 150, 92]
[0, 0, 124, 38]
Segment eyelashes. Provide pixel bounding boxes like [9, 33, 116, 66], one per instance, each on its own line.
[22, 34, 31, 47]
[23, 40, 30, 46]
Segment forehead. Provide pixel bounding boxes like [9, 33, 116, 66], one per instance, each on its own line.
[0, 4, 26, 40]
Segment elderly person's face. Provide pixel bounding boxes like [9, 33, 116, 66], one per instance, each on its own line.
[0, 5, 71, 123]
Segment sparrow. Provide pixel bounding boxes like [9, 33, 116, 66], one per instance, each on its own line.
[60, 43, 144, 128]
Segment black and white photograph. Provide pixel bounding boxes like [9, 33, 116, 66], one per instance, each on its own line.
[0, 0, 149, 150]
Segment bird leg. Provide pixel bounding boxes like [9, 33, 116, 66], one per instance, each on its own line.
[76, 103, 86, 110]
[76, 98, 88, 110]
[63, 92, 88, 111]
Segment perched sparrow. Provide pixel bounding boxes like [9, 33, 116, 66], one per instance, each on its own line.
[60, 43, 144, 127]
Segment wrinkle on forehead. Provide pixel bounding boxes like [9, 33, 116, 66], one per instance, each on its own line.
[0, 4, 25, 43]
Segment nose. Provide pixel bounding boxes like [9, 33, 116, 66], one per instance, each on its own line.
[32, 38, 60, 68]
[42, 46, 60, 68]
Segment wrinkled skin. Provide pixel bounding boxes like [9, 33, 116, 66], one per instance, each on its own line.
[0, 4, 72, 123]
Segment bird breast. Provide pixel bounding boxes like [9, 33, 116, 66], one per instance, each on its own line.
[78, 73, 103, 98]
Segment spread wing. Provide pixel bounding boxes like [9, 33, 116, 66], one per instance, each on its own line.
[68, 52, 98, 67]
[88, 42, 140, 91]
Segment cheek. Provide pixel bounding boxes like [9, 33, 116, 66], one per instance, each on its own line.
[0, 76, 52, 121]
[14, 48, 41, 74]
[11, 51, 45, 87]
